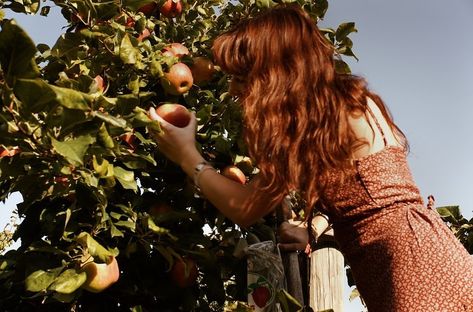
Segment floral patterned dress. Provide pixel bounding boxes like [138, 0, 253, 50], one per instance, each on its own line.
[321, 110, 473, 312]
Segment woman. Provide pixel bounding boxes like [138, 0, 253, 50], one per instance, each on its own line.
[149, 4, 473, 311]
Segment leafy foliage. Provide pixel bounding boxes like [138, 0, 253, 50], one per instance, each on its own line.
[437, 206, 473, 254]
[0, 0, 359, 311]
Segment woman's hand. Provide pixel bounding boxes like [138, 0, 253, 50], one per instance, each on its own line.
[277, 220, 309, 252]
[148, 107, 203, 170]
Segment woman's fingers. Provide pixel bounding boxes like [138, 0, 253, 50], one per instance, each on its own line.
[149, 107, 197, 133]
[148, 107, 172, 131]
[187, 111, 197, 130]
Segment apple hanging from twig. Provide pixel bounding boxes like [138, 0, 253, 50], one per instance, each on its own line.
[160, 0, 182, 18]
[161, 62, 193, 95]
[190, 56, 216, 85]
[81, 256, 120, 293]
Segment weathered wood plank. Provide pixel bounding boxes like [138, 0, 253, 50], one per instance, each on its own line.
[309, 231, 344, 312]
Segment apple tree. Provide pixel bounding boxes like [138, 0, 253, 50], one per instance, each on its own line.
[0, 0, 360, 311]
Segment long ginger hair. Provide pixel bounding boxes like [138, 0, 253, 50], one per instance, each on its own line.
[212, 4, 407, 214]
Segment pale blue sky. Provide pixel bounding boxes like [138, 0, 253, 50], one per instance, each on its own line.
[1, 1, 472, 311]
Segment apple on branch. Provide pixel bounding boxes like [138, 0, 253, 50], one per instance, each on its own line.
[149, 201, 172, 216]
[93, 75, 105, 92]
[120, 132, 137, 152]
[162, 42, 189, 58]
[221, 165, 247, 184]
[0, 146, 21, 158]
[190, 56, 216, 85]
[170, 257, 198, 288]
[160, 0, 182, 18]
[137, 1, 158, 17]
[137, 28, 152, 42]
[81, 256, 120, 293]
[160, 62, 193, 95]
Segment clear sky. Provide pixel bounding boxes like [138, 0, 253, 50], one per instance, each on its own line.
[1, 1, 472, 311]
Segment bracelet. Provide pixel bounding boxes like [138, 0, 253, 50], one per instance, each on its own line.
[193, 161, 215, 194]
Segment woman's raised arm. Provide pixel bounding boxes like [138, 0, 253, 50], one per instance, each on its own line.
[149, 108, 278, 228]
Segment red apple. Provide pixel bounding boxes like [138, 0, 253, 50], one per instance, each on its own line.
[190, 57, 215, 85]
[154, 104, 191, 128]
[0, 146, 20, 158]
[137, 28, 152, 42]
[120, 132, 137, 152]
[94, 75, 105, 92]
[161, 62, 193, 95]
[0, 147, 10, 158]
[138, 1, 158, 17]
[162, 43, 189, 58]
[125, 17, 135, 28]
[170, 257, 198, 288]
[160, 0, 182, 18]
[114, 14, 135, 28]
[149, 202, 172, 216]
[54, 176, 69, 185]
[81, 256, 120, 293]
[221, 165, 246, 184]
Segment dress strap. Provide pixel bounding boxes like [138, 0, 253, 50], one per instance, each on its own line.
[366, 105, 388, 146]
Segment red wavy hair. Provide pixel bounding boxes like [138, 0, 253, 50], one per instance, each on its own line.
[212, 4, 407, 214]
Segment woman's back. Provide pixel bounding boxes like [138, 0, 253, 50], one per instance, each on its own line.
[321, 99, 473, 311]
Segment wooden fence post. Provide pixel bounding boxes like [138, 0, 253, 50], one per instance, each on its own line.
[309, 229, 345, 312]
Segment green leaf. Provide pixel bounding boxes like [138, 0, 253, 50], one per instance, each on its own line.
[92, 111, 128, 128]
[80, 170, 99, 188]
[110, 223, 125, 238]
[0, 20, 40, 86]
[437, 205, 461, 223]
[335, 22, 357, 41]
[76, 232, 115, 263]
[123, 0, 155, 11]
[349, 287, 360, 301]
[25, 268, 62, 292]
[120, 35, 138, 64]
[128, 107, 156, 128]
[98, 123, 115, 149]
[256, 0, 275, 8]
[14, 78, 56, 113]
[148, 217, 170, 235]
[113, 166, 137, 192]
[93, 155, 110, 177]
[52, 135, 96, 166]
[50, 33, 82, 59]
[334, 59, 351, 75]
[276, 289, 303, 312]
[312, 0, 329, 19]
[131, 306, 144, 312]
[115, 220, 136, 231]
[48, 269, 87, 294]
[52, 292, 76, 303]
[50, 85, 92, 110]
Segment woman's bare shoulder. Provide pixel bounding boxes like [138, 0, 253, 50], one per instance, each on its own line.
[347, 97, 402, 159]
